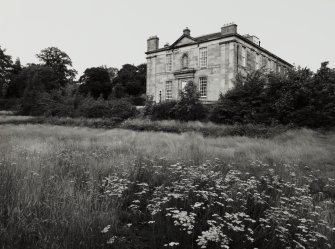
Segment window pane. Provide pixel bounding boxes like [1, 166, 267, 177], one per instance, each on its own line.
[199, 77, 207, 98]
[242, 47, 246, 67]
[199, 47, 207, 68]
[166, 81, 172, 100]
[166, 54, 172, 72]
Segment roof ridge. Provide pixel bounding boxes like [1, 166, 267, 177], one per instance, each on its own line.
[194, 32, 222, 39]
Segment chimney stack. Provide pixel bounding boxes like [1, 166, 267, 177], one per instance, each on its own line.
[221, 23, 237, 35]
[147, 36, 159, 52]
[183, 27, 190, 36]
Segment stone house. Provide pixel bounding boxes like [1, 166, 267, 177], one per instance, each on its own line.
[145, 23, 292, 103]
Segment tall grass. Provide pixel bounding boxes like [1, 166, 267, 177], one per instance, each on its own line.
[0, 124, 334, 248]
[0, 115, 294, 138]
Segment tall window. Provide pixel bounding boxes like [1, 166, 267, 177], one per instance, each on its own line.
[181, 53, 189, 69]
[166, 54, 172, 72]
[242, 47, 246, 67]
[255, 53, 260, 70]
[199, 47, 208, 68]
[165, 81, 172, 100]
[199, 77, 207, 98]
[262, 56, 266, 68]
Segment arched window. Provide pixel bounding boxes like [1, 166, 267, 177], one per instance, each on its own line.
[181, 53, 189, 69]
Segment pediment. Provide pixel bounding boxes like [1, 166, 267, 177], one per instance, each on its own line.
[171, 35, 197, 48]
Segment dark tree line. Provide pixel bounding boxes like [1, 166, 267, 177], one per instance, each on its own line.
[210, 63, 335, 128]
[78, 63, 146, 100]
[0, 45, 146, 118]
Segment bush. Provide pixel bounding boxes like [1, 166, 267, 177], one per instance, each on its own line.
[0, 98, 20, 111]
[77, 97, 137, 120]
[147, 100, 178, 120]
[210, 63, 335, 128]
[172, 81, 207, 121]
[145, 82, 207, 121]
[210, 71, 271, 125]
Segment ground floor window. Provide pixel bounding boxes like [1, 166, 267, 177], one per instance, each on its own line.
[165, 81, 172, 100]
[199, 77, 207, 98]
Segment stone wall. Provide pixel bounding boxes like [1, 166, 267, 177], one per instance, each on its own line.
[146, 36, 290, 103]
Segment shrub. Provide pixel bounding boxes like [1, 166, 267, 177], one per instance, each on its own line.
[172, 81, 207, 121]
[0, 98, 20, 111]
[210, 63, 335, 128]
[77, 97, 137, 120]
[210, 71, 271, 125]
[148, 100, 178, 120]
[145, 82, 207, 121]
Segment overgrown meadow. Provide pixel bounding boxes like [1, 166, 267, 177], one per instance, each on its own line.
[1, 124, 335, 248]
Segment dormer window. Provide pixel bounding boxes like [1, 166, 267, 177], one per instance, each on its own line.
[181, 53, 189, 69]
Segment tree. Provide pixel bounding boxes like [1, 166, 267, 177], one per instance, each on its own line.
[274, 63, 335, 127]
[36, 47, 77, 84]
[106, 66, 119, 82]
[19, 65, 61, 115]
[112, 63, 146, 97]
[210, 71, 270, 124]
[78, 67, 112, 99]
[5, 58, 23, 98]
[172, 81, 207, 121]
[0, 46, 13, 97]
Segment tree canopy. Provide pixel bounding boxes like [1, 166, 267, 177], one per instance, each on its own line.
[79, 67, 112, 99]
[210, 62, 335, 128]
[112, 63, 146, 97]
[0, 46, 13, 97]
[36, 47, 77, 83]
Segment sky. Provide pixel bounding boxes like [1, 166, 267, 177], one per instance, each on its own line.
[1, 0, 334, 77]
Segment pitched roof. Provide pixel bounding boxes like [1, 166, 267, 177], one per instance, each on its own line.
[146, 31, 292, 67]
[194, 32, 222, 42]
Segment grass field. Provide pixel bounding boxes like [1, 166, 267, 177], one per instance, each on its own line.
[1, 123, 335, 248]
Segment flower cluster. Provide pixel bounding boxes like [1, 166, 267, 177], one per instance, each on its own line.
[102, 160, 334, 248]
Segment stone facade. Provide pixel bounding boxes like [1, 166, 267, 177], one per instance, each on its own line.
[146, 24, 292, 103]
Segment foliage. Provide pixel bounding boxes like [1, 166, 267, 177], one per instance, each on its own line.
[0, 46, 13, 98]
[112, 64, 146, 98]
[0, 98, 21, 111]
[19, 65, 62, 115]
[172, 81, 207, 121]
[5, 58, 23, 98]
[0, 124, 334, 249]
[101, 159, 334, 249]
[211, 63, 335, 128]
[121, 119, 291, 138]
[79, 67, 112, 99]
[210, 71, 270, 124]
[36, 47, 77, 83]
[146, 100, 178, 120]
[77, 97, 137, 120]
[144, 82, 207, 121]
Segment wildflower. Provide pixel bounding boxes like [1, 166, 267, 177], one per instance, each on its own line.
[107, 236, 117, 244]
[101, 225, 111, 233]
[164, 242, 179, 247]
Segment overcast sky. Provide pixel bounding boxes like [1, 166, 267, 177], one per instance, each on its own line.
[1, 0, 334, 77]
